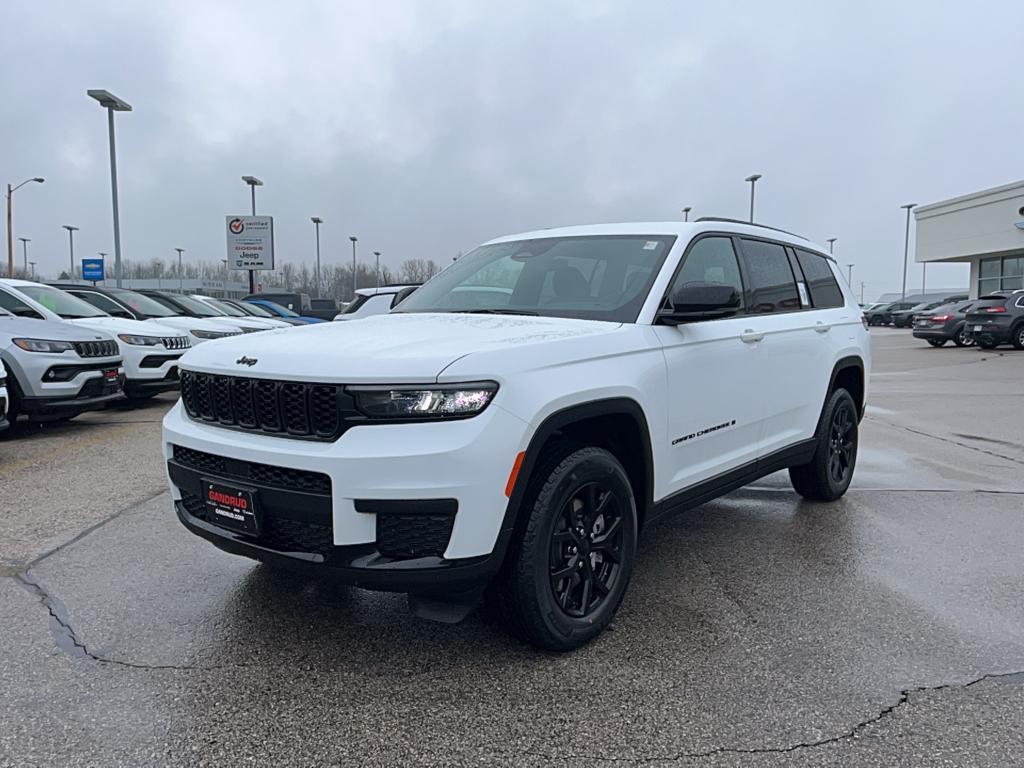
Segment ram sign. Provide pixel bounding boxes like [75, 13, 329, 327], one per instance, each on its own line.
[225, 216, 275, 271]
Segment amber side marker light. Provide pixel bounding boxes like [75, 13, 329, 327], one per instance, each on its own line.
[505, 451, 526, 498]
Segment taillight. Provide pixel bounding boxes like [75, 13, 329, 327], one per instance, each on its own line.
[983, 306, 1006, 313]
[931, 314, 952, 322]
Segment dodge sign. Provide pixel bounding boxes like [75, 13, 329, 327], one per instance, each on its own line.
[226, 216, 275, 271]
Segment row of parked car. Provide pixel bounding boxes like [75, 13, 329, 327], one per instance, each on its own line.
[0, 281, 419, 435]
[863, 291, 1024, 349]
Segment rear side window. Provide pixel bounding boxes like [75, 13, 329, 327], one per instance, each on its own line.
[739, 239, 801, 314]
[795, 249, 844, 308]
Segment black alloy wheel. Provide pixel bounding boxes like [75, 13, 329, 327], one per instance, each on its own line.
[826, 403, 856, 488]
[954, 326, 973, 347]
[549, 482, 625, 618]
[1014, 324, 1024, 351]
[927, 338, 947, 347]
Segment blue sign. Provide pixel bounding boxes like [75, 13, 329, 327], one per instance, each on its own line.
[82, 258, 104, 281]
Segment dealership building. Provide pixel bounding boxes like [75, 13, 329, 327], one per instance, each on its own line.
[914, 180, 1024, 298]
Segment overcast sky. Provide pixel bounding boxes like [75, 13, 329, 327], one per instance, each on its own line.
[4, 1, 1022, 299]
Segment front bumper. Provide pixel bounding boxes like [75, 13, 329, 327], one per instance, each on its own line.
[162, 401, 528, 593]
[124, 366, 181, 397]
[20, 379, 125, 418]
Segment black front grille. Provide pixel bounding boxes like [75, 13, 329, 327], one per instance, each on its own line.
[180, 370, 350, 440]
[376, 513, 455, 559]
[73, 340, 119, 358]
[162, 336, 191, 350]
[172, 445, 331, 495]
[180, 490, 334, 554]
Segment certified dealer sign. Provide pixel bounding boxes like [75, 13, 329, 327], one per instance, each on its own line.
[226, 216, 275, 270]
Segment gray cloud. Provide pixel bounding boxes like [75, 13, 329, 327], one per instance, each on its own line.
[4, 0, 1021, 297]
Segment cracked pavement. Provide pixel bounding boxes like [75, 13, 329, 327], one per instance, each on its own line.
[2, 330, 1024, 766]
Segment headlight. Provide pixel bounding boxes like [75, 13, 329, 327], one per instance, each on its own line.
[349, 382, 498, 419]
[13, 338, 75, 353]
[190, 329, 239, 340]
[117, 333, 162, 346]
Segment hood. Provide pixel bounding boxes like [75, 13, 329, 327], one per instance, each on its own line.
[178, 312, 622, 383]
[140, 316, 229, 334]
[66, 316, 189, 338]
[0, 314, 115, 342]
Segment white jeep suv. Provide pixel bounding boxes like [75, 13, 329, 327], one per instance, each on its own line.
[163, 220, 870, 650]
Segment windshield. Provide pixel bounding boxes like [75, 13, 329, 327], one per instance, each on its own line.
[235, 300, 273, 317]
[203, 298, 244, 316]
[17, 284, 109, 318]
[104, 289, 178, 317]
[252, 300, 300, 318]
[169, 294, 220, 316]
[395, 235, 676, 322]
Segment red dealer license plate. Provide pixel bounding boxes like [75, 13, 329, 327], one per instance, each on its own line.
[203, 479, 260, 535]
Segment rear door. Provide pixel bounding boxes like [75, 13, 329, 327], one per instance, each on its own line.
[734, 239, 830, 457]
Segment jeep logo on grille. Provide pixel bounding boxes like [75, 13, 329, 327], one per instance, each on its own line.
[236, 356, 258, 367]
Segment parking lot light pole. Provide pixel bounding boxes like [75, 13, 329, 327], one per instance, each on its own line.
[29, 261, 36, 278]
[88, 90, 131, 288]
[6, 177, 44, 278]
[826, 237, 837, 254]
[374, 251, 381, 289]
[900, 203, 917, 300]
[349, 236, 358, 300]
[18, 237, 30, 275]
[860, 281, 865, 303]
[922, 262, 927, 294]
[62, 225, 79, 278]
[175, 248, 185, 292]
[241, 176, 263, 294]
[311, 217, 323, 298]
[847, 263, 854, 285]
[682, 206, 692, 222]
[744, 174, 762, 223]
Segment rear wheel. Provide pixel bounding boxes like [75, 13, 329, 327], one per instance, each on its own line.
[927, 338, 946, 347]
[494, 446, 637, 651]
[953, 325, 973, 347]
[977, 338, 998, 350]
[789, 389, 858, 502]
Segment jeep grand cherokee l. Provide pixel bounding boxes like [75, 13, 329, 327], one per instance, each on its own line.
[164, 220, 870, 650]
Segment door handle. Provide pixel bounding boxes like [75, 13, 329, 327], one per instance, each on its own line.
[814, 321, 831, 334]
[740, 329, 765, 343]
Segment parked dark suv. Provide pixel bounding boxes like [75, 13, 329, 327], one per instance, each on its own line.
[964, 292, 1024, 350]
[865, 301, 915, 326]
[912, 301, 975, 347]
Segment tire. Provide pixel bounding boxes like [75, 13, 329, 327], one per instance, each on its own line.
[789, 389, 858, 502]
[1012, 324, 1024, 351]
[493, 445, 637, 651]
[977, 339, 998, 350]
[927, 338, 946, 347]
[953, 325, 973, 347]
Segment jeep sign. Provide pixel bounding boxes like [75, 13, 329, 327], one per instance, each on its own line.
[225, 216, 275, 271]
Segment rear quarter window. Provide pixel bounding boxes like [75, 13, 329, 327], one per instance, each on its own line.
[795, 250, 844, 308]
[739, 239, 801, 314]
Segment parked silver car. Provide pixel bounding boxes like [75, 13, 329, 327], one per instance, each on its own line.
[0, 307, 124, 424]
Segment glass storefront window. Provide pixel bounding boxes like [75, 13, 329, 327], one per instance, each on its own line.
[978, 256, 1024, 295]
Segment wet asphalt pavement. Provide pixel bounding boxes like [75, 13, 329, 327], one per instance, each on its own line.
[1, 329, 1023, 767]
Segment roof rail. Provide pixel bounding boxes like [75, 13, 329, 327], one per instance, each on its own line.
[694, 217, 810, 242]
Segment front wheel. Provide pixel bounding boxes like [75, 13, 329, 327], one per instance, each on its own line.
[789, 389, 858, 502]
[494, 446, 637, 651]
[927, 338, 947, 347]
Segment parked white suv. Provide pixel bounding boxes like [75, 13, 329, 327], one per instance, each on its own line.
[164, 220, 870, 650]
[333, 285, 418, 320]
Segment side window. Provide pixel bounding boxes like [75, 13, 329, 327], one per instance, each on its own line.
[795, 249, 844, 308]
[0, 289, 44, 319]
[739, 239, 801, 314]
[668, 237, 745, 308]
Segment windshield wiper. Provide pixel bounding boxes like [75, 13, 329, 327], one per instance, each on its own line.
[449, 308, 539, 316]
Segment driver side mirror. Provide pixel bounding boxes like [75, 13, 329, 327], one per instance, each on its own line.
[656, 284, 741, 325]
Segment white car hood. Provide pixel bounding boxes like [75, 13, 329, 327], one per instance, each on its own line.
[140, 316, 228, 334]
[204, 317, 269, 332]
[178, 312, 622, 382]
[67, 316, 189, 338]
